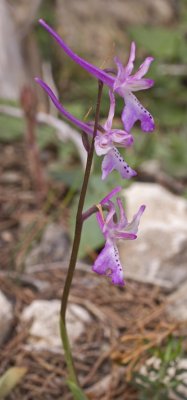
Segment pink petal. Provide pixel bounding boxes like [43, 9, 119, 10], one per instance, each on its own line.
[103, 90, 116, 131]
[122, 92, 155, 132]
[94, 134, 113, 155]
[116, 197, 128, 227]
[110, 130, 134, 147]
[133, 56, 154, 80]
[113, 42, 136, 91]
[113, 56, 126, 84]
[93, 241, 125, 286]
[126, 78, 154, 92]
[101, 148, 137, 180]
[114, 232, 137, 240]
[96, 211, 105, 231]
[100, 186, 122, 205]
[124, 42, 136, 77]
[126, 205, 146, 234]
[96, 198, 117, 234]
[104, 201, 116, 227]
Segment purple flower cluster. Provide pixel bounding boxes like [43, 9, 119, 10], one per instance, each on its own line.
[36, 20, 154, 286]
[93, 187, 145, 286]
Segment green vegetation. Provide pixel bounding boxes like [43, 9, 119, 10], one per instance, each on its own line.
[131, 336, 187, 400]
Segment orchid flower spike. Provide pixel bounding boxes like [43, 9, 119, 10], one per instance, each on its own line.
[35, 78, 137, 180]
[38, 19, 155, 133]
[93, 187, 145, 286]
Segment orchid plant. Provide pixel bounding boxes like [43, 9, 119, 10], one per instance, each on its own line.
[36, 19, 155, 399]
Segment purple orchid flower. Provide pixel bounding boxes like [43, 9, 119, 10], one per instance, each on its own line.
[93, 186, 145, 286]
[38, 19, 155, 133]
[35, 78, 137, 180]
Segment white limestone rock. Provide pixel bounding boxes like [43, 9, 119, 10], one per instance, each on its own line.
[25, 223, 70, 268]
[119, 183, 187, 289]
[0, 0, 26, 99]
[0, 290, 13, 346]
[167, 281, 187, 321]
[21, 300, 91, 352]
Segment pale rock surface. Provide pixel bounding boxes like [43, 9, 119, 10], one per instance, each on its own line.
[0, 290, 13, 346]
[8, 0, 42, 36]
[0, 0, 42, 99]
[0, 0, 26, 99]
[21, 300, 91, 352]
[167, 281, 187, 321]
[25, 223, 70, 268]
[119, 183, 187, 289]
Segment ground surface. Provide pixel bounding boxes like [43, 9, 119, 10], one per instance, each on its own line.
[0, 139, 185, 400]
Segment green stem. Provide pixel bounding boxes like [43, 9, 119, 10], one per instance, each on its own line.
[60, 319, 78, 384]
[60, 81, 103, 390]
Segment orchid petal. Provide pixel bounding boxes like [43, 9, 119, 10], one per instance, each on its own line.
[104, 201, 116, 227]
[94, 134, 113, 156]
[103, 90, 115, 131]
[93, 241, 125, 286]
[122, 92, 155, 132]
[113, 56, 126, 86]
[96, 210, 105, 231]
[126, 205, 146, 234]
[124, 42, 136, 77]
[101, 148, 137, 180]
[39, 19, 114, 88]
[100, 186, 122, 205]
[133, 56, 154, 80]
[96, 201, 116, 241]
[114, 232, 137, 240]
[116, 197, 128, 227]
[110, 130, 134, 147]
[126, 78, 154, 92]
[114, 42, 136, 85]
[95, 129, 134, 157]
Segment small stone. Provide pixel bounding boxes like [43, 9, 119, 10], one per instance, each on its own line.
[119, 183, 187, 290]
[0, 290, 13, 346]
[0, 171, 22, 185]
[21, 300, 91, 352]
[25, 223, 70, 268]
[167, 281, 187, 321]
[1, 231, 13, 242]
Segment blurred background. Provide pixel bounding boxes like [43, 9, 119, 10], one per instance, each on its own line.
[0, 1, 187, 399]
[1, 0, 187, 255]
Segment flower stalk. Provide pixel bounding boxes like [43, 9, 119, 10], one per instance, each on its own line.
[59, 80, 103, 394]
